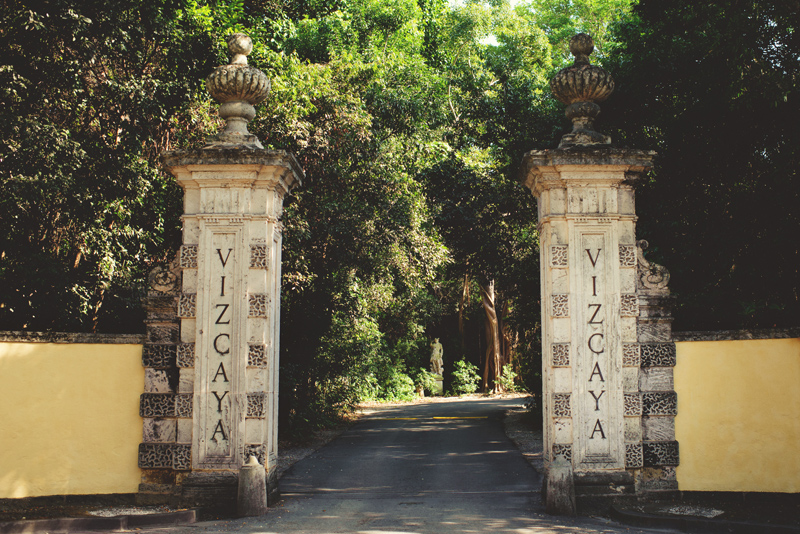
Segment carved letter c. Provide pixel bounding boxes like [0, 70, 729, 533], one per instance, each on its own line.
[588, 333, 605, 354]
[213, 333, 230, 355]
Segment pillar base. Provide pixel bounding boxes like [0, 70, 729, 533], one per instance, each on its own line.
[545, 460, 576, 515]
[178, 472, 238, 516]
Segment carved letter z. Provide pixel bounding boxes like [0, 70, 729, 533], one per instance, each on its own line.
[215, 304, 230, 325]
[588, 303, 603, 324]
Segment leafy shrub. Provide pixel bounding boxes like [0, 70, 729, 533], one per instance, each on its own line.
[449, 359, 480, 395]
[496, 364, 519, 392]
[380, 365, 417, 401]
[413, 367, 439, 395]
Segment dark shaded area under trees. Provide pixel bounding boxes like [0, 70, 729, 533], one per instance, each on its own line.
[603, 0, 800, 330]
[1, 0, 796, 435]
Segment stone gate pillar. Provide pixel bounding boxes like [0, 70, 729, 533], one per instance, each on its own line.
[522, 34, 677, 513]
[139, 33, 303, 512]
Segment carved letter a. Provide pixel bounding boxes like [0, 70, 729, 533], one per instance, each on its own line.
[590, 419, 607, 439]
[211, 420, 228, 442]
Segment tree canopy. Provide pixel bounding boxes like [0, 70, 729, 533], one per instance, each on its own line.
[1, 0, 796, 432]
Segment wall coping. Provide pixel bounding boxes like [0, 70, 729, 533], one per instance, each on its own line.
[0, 331, 146, 344]
[673, 328, 800, 342]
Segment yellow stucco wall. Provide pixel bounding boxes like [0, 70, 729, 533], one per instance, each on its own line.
[0, 342, 144, 498]
[675, 338, 800, 492]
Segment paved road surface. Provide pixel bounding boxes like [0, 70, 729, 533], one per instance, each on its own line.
[146, 398, 675, 533]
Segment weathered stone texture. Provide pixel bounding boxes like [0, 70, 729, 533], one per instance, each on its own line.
[248, 294, 268, 317]
[640, 343, 677, 367]
[249, 245, 268, 269]
[643, 441, 679, 467]
[642, 416, 675, 442]
[551, 245, 569, 267]
[623, 393, 642, 416]
[642, 392, 677, 416]
[552, 343, 571, 366]
[639, 367, 674, 392]
[143, 344, 177, 369]
[625, 443, 643, 468]
[176, 343, 195, 368]
[551, 294, 569, 317]
[553, 394, 572, 417]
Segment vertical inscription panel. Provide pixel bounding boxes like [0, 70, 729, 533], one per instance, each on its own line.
[573, 230, 624, 469]
[194, 228, 244, 469]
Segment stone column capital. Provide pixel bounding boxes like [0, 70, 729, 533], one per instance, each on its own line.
[162, 148, 304, 194]
[521, 147, 655, 197]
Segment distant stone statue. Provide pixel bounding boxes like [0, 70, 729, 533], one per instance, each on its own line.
[430, 338, 444, 375]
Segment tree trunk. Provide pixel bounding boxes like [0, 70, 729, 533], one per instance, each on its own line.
[458, 269, 469, 354]
[480, 281, 502, 393]
[498, 300, 517, 389]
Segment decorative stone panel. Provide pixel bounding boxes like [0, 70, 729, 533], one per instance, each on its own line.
[619, 245, 637, 268]
[620, 294, 639, 317]
[142, 344, 177, 369]
[553, 444, 572, 462]
[138, 443, 193, 470]
[180, 245, 198, 269]
[248, 294, 268, 317]
[175, 393, 193, 418]
[247, 393, 267, 418]
[640, 343, 677, 367]
[551, 294, 569, 317]
[622, 343, 640, 367]
[551, 343, 570, 366]
[245, 444, 266, 467]
[248, 343, 268, 368]
[553, 393, 571, 417]
[140, 393, 175, 418]
[147, 325, 179, 344]
[176, 343, 195, 368]
[173, 444, 192, 470]
[636, 240, 670, 290]
[550, 245, 568, 267]
[178, 293, 196, 318]
[623, 393, 642, 416]
[642, 392, 677, 416]
[625, 443, 643, 468]
[250, 245, 268, 269]
[148, 263, 180, 295]
[643, 441, 679, 467]
[140, 393, 193, 418]
[138, 443, 173, 469]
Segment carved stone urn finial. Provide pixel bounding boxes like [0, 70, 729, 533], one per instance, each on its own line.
[550, 33, 614, 148]
[205, 33, 270, 149]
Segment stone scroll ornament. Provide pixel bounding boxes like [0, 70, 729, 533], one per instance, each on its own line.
[550, 33, 615, 148]
[205, 33, 270, 149]
[148, 261, 181, 295]
[636, 240, 670, 290]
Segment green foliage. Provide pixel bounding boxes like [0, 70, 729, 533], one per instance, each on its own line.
[518, 0, 637, 65]
[0, 0, 217, 331]
[449, 358, 481, 395]
[496, 363, 519, 392]
[413, 368, 439, 395]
